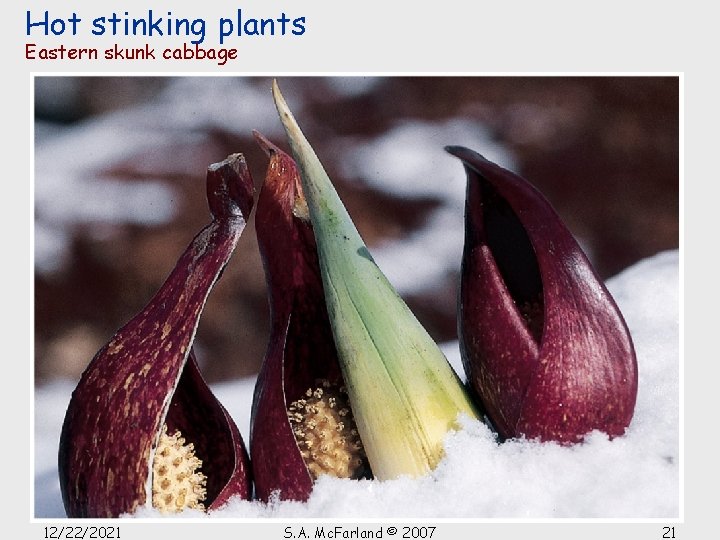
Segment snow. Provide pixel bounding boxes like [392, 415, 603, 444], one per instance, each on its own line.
[34, 249, 680, 519]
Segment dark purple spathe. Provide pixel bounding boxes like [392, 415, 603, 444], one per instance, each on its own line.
[448, 146, 638, 443]
[58, 154, 254, 517]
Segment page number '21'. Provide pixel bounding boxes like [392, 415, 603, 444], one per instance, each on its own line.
[662, 526, 675, 538]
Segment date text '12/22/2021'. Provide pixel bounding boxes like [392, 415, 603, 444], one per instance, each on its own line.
[43, 527, 121, 539]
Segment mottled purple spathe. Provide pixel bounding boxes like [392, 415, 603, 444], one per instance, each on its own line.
[250, 133, 364, 502]
[447, 146, 638, 443]
[58, 155, 254, 518]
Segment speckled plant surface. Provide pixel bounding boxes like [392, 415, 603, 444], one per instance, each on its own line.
[58, 155, 254, 517]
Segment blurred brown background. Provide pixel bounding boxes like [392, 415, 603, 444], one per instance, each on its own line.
[34, 76, 679, 385]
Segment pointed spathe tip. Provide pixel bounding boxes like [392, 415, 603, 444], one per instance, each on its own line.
[444, 144, 464, 154]
[253, 130, 280, 158]
[445, 145, 491, 165]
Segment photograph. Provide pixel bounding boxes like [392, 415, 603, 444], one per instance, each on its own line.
[34, 75, 680, 520]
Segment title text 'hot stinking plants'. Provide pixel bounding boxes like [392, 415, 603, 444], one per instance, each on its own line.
[57, 80, 638, 517]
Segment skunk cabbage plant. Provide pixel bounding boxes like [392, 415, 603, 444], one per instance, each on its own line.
[250, 132, 371, 502]
[58, 154, 254, 517]
[448, 146, 638, 443]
